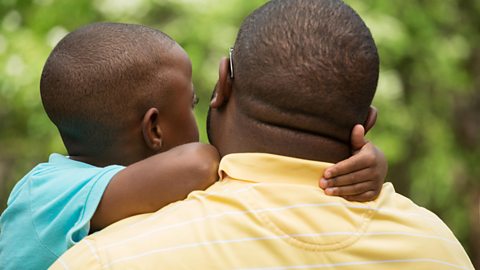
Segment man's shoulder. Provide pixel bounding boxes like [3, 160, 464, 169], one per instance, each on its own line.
[378, 183, 455, 230]
[375, 183, 470, 257]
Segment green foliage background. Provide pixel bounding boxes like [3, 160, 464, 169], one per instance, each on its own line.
[0, 0, 479, 266]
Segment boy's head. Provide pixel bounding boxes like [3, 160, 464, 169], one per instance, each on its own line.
[40, 22, 199, 166]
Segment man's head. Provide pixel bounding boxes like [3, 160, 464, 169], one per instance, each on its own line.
[41, 22, 199, 166]
[207, 0, 379, 162]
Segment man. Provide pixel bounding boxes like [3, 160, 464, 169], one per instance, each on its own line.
[51, 0, 474, 269]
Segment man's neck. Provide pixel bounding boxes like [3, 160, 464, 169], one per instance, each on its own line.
[216, 113, 351, 163]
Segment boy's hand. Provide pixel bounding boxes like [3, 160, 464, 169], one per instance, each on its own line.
[319, 125, 388, 202]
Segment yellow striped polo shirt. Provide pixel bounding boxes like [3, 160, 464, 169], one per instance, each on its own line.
[51, 153, 474, 270]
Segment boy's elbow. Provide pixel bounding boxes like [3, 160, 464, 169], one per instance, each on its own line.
[185, 143, 220, 187]
[197, 159, 220, 187]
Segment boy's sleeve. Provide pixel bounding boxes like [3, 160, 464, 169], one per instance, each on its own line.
[31, 164, 125, 257]
[67, 165, 125, 246]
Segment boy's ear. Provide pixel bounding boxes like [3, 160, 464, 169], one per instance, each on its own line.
[364, 106, 378, 133]
[210, 57, 233, 109]
[142, 108, 162, 151]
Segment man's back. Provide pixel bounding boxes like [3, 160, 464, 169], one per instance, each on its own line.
[52, 153, 473, 269]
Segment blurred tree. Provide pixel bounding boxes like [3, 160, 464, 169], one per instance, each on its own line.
[0, 0, 478, 267]
[348, 1, 480, 265]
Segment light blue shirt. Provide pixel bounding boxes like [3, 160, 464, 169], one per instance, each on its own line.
[0, 153, 124, 270]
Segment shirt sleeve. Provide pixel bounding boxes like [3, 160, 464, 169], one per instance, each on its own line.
[67, 165, 125, 246]
[30, 164, 125, 257]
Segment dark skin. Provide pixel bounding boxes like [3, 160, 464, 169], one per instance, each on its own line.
[71, 46, 386, 232]
[322, 124, 386, 201]
[77, 45, 220, 231]
[90, 142, 219, 231]
[209, 57, 387, 202]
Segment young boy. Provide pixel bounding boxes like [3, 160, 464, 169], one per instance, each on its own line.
[0, 22, 387, 270]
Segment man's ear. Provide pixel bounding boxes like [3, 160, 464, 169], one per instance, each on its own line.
[364, 106, 378, 133]
[210, 57, 233, 109]
[142, 108, 162, 151]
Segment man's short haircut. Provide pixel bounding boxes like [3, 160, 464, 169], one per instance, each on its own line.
[40, 22, 176, 152]
[232, 0, 379, 142]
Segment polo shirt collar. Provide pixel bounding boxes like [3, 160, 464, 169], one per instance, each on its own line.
[218, 153, 333, 187]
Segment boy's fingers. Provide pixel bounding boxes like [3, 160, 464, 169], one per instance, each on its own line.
[319, 178, 329, 189]
[350, 124, 367, 151]
[323, 168, 378, 187]
[323, 147, 376, 179]
[341, 190, 379, 202]
[324, 180, 376, 196]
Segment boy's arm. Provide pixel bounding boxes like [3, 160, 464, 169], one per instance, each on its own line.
[90, 142, 219, 231]
[319, 125, 388, 202]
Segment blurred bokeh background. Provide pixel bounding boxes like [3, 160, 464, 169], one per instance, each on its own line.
[0, 0, 479, 266]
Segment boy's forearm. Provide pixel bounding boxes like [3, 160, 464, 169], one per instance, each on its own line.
[90, 143, 219, 231]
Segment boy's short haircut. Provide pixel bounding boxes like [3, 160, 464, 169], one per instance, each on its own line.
[40, 22, 176, 153]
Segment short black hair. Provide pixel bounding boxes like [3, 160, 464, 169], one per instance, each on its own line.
[232, 0, 379, 142]
[40, 22, 176, 153]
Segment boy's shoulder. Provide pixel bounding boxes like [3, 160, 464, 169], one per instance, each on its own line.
[7, 153, 125, 211]
[0, 154, 125, 269]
